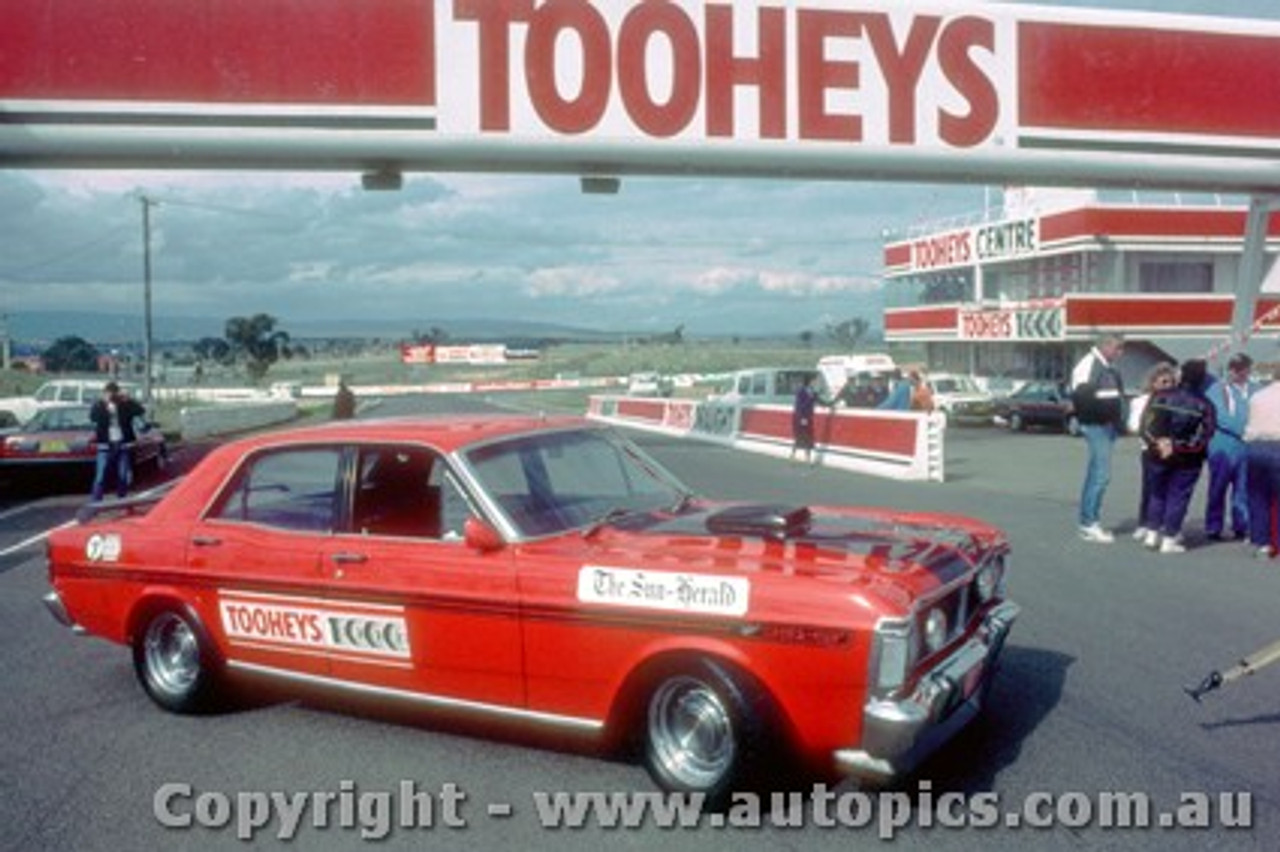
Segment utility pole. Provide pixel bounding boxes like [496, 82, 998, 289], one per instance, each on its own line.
[139, 194, 156, 403]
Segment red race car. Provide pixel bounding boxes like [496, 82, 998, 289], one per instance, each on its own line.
[44, 415, 1017, 802]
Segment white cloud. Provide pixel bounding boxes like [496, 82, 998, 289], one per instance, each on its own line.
[525, 267, 623, 299]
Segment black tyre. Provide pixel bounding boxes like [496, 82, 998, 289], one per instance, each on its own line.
[641, 659, 778, 808]
[1009, 412, 1025, 432]
[132, 608, 220, 713]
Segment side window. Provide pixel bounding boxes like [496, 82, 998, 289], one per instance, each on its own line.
[35, 384, 59, 402]
[210, 448, 341, 533]
[354, 446, 446, 539]
[434, 468, 477, 541]
[58, 384, 80, 402]
[751, 374, 768, 395]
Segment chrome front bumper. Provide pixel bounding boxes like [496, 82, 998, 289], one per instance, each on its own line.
[42, 590, 85, 633]
[835, 600, 1020, 780]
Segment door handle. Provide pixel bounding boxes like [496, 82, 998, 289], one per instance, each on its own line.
[191, 535, 221, 547]
[330, 552, 368, 565]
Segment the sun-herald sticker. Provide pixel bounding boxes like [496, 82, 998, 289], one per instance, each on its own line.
[218, 592, 411, 661]
[577, 566, 749, 618]
[85, 533, 122, 563]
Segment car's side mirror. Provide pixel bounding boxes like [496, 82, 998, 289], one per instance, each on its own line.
[464, 517, 506, 553]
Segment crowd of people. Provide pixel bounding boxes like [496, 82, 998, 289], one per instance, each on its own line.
[1072, 334, 1278, 558]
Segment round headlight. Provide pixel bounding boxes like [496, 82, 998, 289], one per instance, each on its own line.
[923, 607, 949, 654]
[975, 556, 1004, 602]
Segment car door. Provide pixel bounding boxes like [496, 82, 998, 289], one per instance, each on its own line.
[316, 444, 523, 707]
[187, 445, 344, 677]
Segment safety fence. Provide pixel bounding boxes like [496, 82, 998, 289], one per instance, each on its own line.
[588, 396, 945, 482]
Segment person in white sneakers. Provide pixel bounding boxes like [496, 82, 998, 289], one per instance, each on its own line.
[1138, 359, 1216, 554]
[1130, 363, 1178, 543]
[1070, 335, 1126, 542]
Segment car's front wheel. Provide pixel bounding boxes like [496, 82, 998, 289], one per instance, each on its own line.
[641, 660, 777, 807]
[1009, 412, 1025, 432]
[132, 608, 220, 714]
[1065, 414, 1081, 436]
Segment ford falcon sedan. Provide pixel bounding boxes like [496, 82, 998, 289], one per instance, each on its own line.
[43, 415, 1017, 804]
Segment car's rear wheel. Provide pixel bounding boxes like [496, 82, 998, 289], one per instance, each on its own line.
[132, 608, 220, 713]
[1065, 414, 1081, 437]
[641, 660, 776, 807]
[1009, 412, 1025, 432]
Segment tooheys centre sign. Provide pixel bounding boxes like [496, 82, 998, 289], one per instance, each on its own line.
[2, 0, 1279, 190]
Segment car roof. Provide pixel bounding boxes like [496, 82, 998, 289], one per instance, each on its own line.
[221, 413, 592, 456]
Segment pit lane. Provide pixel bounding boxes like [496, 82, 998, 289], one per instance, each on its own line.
[0, 393, 1275, 851]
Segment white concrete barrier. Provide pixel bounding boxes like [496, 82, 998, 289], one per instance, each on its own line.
[179, 400, 298, 440]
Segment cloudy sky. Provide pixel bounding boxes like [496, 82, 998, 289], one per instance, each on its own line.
[1, 0, 1277, 340]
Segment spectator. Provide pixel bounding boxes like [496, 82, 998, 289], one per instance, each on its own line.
[1138, 359, 1216, 554]
[332, 379, 357, 420]
[878, 374, 913, 410]
[89, 381, 147, 502]
[1130, 362, 1178, 543]
[909, 371, 935, 412]
[1244, 369, 1280, 559]
[1205, 353, 1256, 541]
[790, 374, 826, 465]
[1070, 334, 1126, 542]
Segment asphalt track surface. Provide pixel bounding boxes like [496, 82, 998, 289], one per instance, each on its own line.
[1, 393, 1276, 851]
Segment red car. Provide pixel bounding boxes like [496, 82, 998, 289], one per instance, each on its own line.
[0, 404, 167, 474]
[43, 416, 1017, 802]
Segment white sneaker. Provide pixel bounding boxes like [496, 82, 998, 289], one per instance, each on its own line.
[1131, 526, 1151, 541]
[1079, 524, 1115, 543]
[1159, 536, 1186, 554]
[1142, 529, 1160, 549]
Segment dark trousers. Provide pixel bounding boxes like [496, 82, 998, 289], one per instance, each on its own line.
[1205, 438, 1248, 536]
[1141, 456, 1202, 538]
[1245, 441, 1280, 549]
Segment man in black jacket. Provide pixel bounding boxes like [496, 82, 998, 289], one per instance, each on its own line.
[1070, 334, 1126, 542]
[89, 381, 146, 501]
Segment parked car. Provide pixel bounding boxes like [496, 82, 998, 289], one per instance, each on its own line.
[927, 373, 997, 426]
[973, 374, 1030, 399]
[0, 378, 140, 425]
[626, 371, 673, 397]
[44, 416, 1017, 804]
[0, 403, 167, 473]
[995, 381, 1079, 435]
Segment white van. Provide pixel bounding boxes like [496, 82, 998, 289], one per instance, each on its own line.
[815, 354, 899, 403]
[715, 367, 820, 405]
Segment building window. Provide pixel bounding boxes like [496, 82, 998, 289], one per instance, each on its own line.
[1138, 262, 1212, 293]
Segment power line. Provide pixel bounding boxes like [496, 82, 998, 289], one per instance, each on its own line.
[0, 222, 134, 281]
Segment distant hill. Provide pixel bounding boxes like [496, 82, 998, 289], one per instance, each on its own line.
[4, 311, 627, 347]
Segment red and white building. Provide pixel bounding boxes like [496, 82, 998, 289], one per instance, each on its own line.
[882, 190, 1280, 381]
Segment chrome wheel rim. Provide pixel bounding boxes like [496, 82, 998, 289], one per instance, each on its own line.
[648, 676, 735, 790]
[144, 613, 200, 698]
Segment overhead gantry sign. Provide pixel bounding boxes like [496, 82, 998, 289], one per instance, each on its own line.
[2, 0, 1279, 192]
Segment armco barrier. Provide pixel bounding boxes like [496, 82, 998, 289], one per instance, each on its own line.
[588, 395, 945, 482]
[179, 400, 298, 440]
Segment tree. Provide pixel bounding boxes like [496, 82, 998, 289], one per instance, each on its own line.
[825, 317, 870, 349]
[224, 314, 291, 381]
[42, 335, 100, 373]
[799, 330, 815, 347]
[193, 337, 231, 365]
